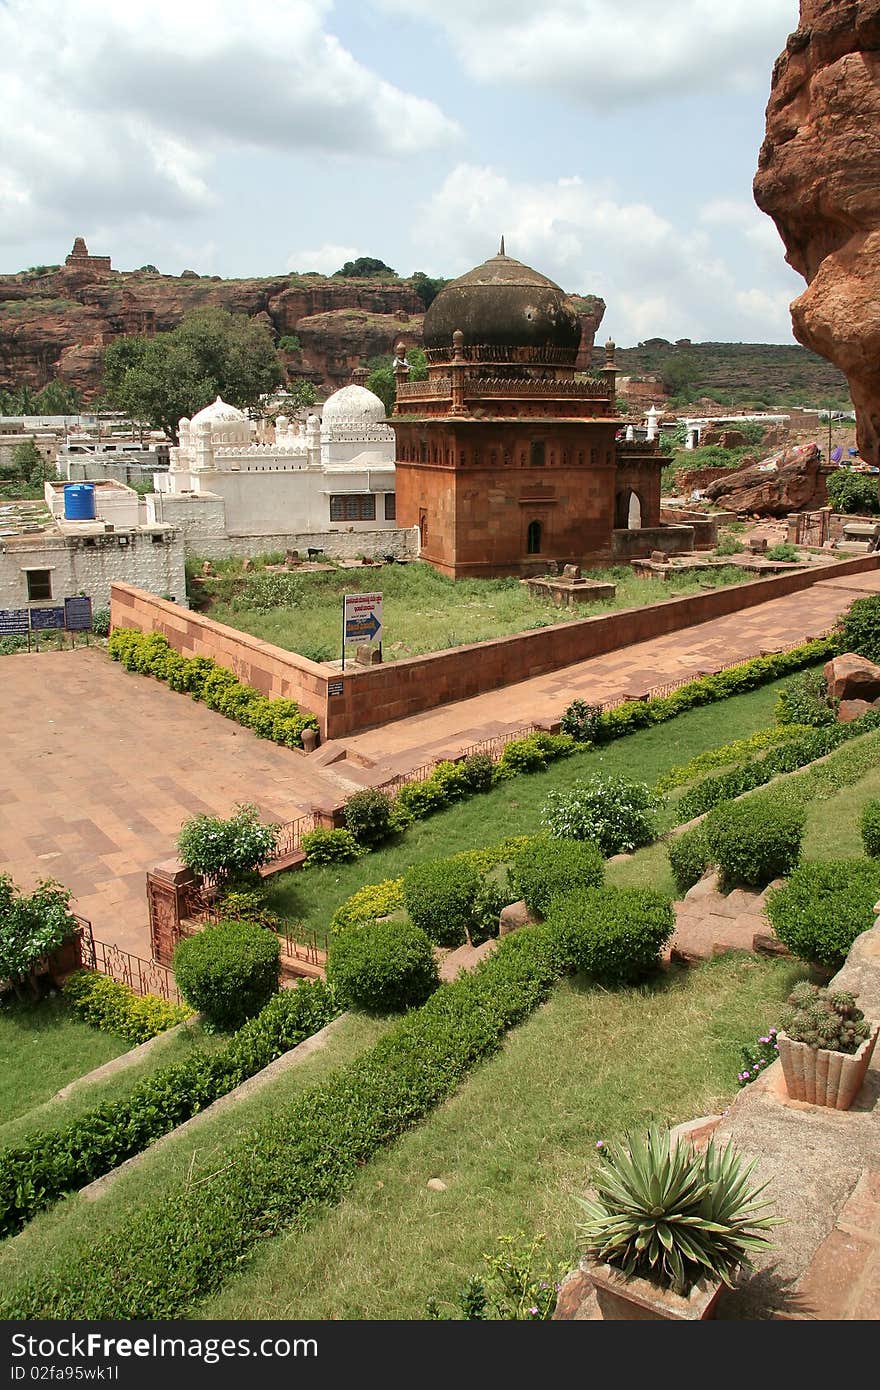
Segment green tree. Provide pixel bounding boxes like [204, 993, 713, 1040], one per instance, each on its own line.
[410, 271, 448, 309]
[34, 380, 82, 415]
[277, 334, 301, 352]
[11, 439, 53, 487]
[332, 257, 397, 278]
[283, 378, 316, 409]
[101, 308, 283, 441]
[660, 353, 702, 400]
[366, 346, 428, 414]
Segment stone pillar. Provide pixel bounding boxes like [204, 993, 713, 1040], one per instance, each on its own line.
[450, 328, 467, 416]
[602, 338, 619, 401]
[646, 405, 659, 443]
[393, 339, 410, 416]
[625, 425, 635, 442]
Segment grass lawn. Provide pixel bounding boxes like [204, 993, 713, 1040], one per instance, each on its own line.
[200, 953, 806, 1320]
[0, 1015, 225, 1151]
[0, 996, 129, 1126]
[802, 759, 880, 860]
[194, 556, 750, 662]
[268, 675, 794, 945]
[0, 1013, 388, 1289]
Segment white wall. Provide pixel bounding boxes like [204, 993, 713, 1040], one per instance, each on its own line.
[0, 531, 187, 611]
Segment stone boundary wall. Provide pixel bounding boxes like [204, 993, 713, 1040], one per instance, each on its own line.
[172, 524, 419, 563]
[111, 553, 880, 739]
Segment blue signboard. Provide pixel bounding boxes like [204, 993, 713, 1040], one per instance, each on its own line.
[64, 596, 93, 631]
[0, 609, 29, 634]
[30, 607, 65, 631]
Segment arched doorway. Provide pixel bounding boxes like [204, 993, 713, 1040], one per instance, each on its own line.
[419, 509, 428, 551]
[527, 519, 542, 554]
[615, 489, 642, 529]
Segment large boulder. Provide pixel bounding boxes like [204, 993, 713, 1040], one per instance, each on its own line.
[702, 442, 828, 516]
[825, 651, 880, 701]
[754, 2, 880, 466]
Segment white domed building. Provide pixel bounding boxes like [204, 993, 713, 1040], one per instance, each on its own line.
[152, 377, 398, 541]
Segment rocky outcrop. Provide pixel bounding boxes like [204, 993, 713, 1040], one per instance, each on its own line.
[0, 257, 605, 402]
[755, 1, 880, 464]
[702, 442, 829, 515]
[824, 652, 880, 702]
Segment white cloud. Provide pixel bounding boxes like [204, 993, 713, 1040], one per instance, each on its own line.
[0, 0, 459, 244]
[376, 0, 796, 106]
[287, 243, 364, 274]
[414, 163, 800, 342]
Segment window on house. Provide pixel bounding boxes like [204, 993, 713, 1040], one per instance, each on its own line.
[384, 493, 396, 520]
[25, 570, 52, 601]
[530, 441, 545, 468]
[527, 520, 542, 554]
[330, 494, 377, 522]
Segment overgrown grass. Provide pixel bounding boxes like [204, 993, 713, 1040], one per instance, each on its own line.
[268, 676, 795, 945]
[802, 761, 880, 860]
[200, 954, 805, 1320]
[0, 997, 128, 1126]
[196, 559, 750, 662]
[0, 1013, 388, 1291]
[0, 1017, 224, 1151]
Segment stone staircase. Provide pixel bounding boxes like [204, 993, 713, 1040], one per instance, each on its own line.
[668, 871, 786, 964]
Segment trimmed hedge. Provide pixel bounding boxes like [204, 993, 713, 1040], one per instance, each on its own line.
[108, 629, 318, 749]
[667, 823, 712, 895]
[838, 594, 880, 663]
[512, 836, 604, 916]
[674, 715, 880, 824]
[327, 919, 439, 1012]
[403, 857, 480, 947]
[173, 921, 281, 1031]
[765, 859, 880, 969]
[547, 885, 675, 985]
[62, 971, 191, 1045]
[342, 789, 397, 848]
[654, 724, 813, 795]
[703, 794, 805, 889]
[0, 981, 339, 1239]
[301, 827, 361, 866]
[0, 927, 559, 1318]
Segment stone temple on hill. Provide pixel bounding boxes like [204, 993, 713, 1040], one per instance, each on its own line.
[391, 244, 670, 579]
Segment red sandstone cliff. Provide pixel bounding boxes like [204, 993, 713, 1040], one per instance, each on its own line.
[755, 0, 880, 464]
[0, 258, 605, 401]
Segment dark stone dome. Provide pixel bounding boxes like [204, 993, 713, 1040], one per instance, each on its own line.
[423, 250, 581, 355]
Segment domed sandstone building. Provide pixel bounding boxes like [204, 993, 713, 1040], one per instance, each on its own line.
[391, 244, 666, 578]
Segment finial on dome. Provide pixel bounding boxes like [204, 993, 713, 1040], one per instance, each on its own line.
[604, 338, 616, 366]
[499, 235, 506, 256]
[452, 328, 465, 361]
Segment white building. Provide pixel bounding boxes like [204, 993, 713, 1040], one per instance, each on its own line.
[150, 384, 398, 541]
[0, 480, 185, 615]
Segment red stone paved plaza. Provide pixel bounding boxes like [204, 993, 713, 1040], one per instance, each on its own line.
[2, 565, 879, 959]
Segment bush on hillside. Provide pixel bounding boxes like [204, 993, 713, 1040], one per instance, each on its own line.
[827, 468, 880, 515]
[62, 971, 191, 1044]
[704, 794, 805, 889]
[300, 827, 361, 865]
[860, 799, 880, 857]
[837, 594, 880, 664]
[775, 670, 837, 727]
[559, 700, 603, 744]
[547, 885, 675, 985]
[540, 775, 658, 855]
[495, 731, 575, 777]
[342, 789, 397, 848]
[766, 858, 880, 968]
[511, 837, 604, 916]
[176, 804, 278, 883]
[327, 919, 439, 1013]
[403, 857, 480, 947]
[173, 920, 280, 1030]
[667, 824, 712, 895]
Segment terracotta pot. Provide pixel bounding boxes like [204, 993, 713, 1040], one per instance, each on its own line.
[588, 1261, 723, 1321]
[777, 1024, 879, 1110]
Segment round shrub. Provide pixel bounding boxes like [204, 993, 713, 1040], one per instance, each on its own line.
[765, 858, 880, 968]
[343, 788, 396, 848]
[173, 920, 280, 1030]
[327, 919, 438, 1012]
[457, 753, 495, 792]
[860, 800, 880, 857]
[547, 886, 675, 985]
[667, 824, 711, 895]
[774, 670, 836, 727]
[301, 827, 360, 866]
[512, 837, 604, 916]
[704, 794, 805, 888]
[402, 858, 479, 947]
[177, 803, 278, 883]
[837, 594, 880, 664]
[540, 775, 658, 856]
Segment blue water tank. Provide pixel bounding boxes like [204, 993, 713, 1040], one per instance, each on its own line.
[63, 483, 97, 521]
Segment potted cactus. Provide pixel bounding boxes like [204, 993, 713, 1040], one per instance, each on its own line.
[577, 1124, 778, 1320]
[777, 983, 878, 1110]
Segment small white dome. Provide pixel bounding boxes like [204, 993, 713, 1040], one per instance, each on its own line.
[190, 395, 247, 429]
[321, 383, 386, 431]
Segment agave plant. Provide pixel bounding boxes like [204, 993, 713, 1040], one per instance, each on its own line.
[577, 1124, 779, 1295]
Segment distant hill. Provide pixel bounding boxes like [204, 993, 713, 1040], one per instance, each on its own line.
[602, 339, 850, 406]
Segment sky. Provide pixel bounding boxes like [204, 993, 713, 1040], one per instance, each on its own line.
[0, 0, 805, 346]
